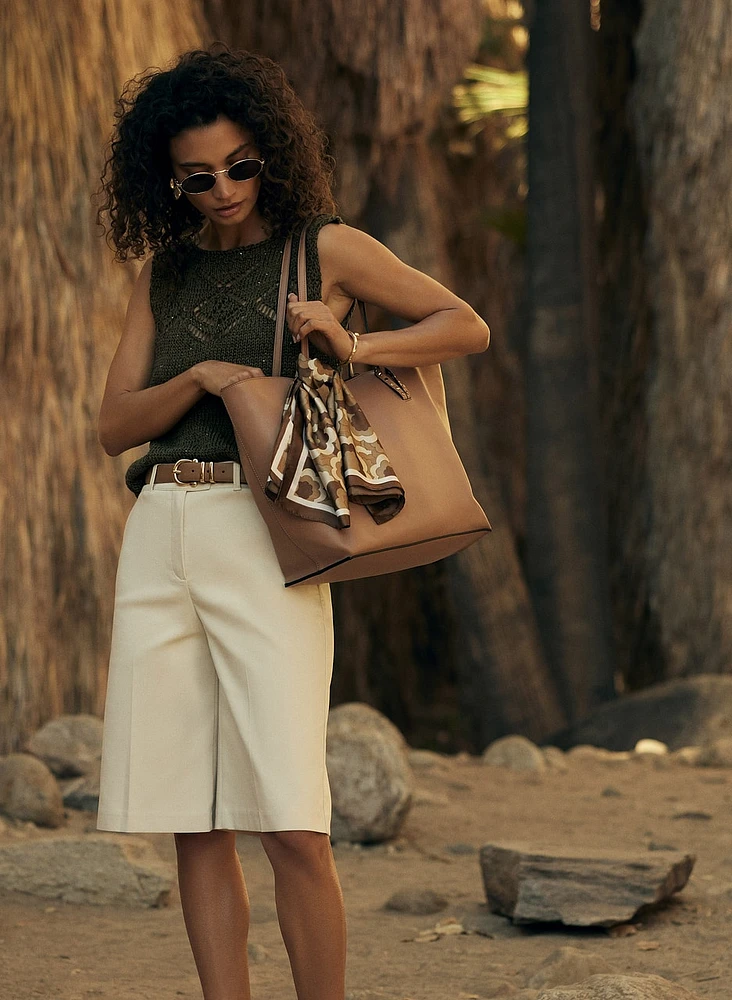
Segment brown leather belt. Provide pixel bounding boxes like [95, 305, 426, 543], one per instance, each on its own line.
[144, 459, 245, 486]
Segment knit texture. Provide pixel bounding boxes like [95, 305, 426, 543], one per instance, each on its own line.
[125, 213, 347, 496]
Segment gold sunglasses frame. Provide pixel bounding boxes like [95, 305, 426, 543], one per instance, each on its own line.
[170, 157, 266, 197]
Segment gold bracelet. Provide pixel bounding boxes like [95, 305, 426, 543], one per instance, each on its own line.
[343, 329, 360, 365]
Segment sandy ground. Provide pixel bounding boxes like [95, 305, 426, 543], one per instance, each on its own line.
[2, 752, 732, 1000]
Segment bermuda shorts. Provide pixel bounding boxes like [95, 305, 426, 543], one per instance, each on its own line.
[96, 462, 334, 835]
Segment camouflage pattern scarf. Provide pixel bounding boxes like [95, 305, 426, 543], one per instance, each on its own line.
[265, 353, 405, 528]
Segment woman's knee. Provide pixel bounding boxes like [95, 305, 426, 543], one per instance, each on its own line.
[259, 830, 332, 868]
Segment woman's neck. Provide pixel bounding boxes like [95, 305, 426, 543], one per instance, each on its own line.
[196, 213, 270, 251]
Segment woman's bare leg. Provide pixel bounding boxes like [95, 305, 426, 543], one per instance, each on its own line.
[259, 830, 347, 1000]
[174, 830, 252, 1000]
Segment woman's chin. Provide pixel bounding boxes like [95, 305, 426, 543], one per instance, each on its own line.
[208, 202, 246, 222]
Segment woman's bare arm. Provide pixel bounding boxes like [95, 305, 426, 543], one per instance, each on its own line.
[97, 258, 207, 456]
[315, 224, 491, 368]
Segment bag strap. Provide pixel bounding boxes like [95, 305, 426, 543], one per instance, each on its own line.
[297, 223, 310, 358]
[348, 299, 369, 334]
[272, 219, 370, 374]
[272, 230, 294, 377]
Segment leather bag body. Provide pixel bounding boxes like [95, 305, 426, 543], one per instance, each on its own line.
[221, 222, 492, 587]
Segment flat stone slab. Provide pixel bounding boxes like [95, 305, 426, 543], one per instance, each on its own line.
[0, 834, 174, 907]
[536, 973, 702, 999]
[479, 842, 695, 927]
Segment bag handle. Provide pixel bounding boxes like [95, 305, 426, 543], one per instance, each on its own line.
[271, 222, 310, 375]
[272, 230, 294, 377]
[271, 219, 370, 375]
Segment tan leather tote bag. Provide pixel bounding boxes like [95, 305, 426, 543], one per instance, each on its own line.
[221, 222, 492, 587]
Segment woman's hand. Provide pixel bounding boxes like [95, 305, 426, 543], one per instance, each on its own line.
[191, 360, 265, 396]
[286, 293, 353, 362]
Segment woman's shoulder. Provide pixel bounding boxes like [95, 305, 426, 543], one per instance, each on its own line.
[299, 212, 350, 267]
[298, 211, 345, 240]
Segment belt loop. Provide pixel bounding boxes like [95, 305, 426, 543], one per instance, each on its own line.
[233, 461, 242, 490]
[149, 464, 159, 489]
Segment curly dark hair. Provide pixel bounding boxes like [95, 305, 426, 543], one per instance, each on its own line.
[96, 44, 338, 276]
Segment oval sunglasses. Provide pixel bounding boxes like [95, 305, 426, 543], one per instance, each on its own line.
[170, 157, 265, 197]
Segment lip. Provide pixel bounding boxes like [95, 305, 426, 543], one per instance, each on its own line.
[214, 202, 243, 216]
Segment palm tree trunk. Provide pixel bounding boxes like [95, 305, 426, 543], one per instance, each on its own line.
[206, 0, 567, 747]
[598, 0, 732, 687]
[0, 0, 207, 755]
[525, 0, 616, 721]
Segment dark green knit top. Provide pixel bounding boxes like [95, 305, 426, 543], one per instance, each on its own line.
[125, 213, 349, 496]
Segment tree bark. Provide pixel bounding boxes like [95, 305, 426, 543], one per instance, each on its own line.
[208, 0, 566, 747]
[0, 1, 208, 755]
[526, 0, 617, 720]
[627, 0, 732, 681]
[363, 151, 566, 747]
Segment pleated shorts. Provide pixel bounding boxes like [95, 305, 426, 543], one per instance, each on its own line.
[96, 463, 334, 835]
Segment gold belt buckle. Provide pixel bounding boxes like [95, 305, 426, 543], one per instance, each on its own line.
[172, 458, 216, 486]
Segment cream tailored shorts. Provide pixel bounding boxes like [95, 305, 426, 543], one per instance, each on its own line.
[96, 462, 334, 835]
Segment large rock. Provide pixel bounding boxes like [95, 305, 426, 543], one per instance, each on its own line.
[547, 677, 732, 752]
[566, 746, 631, 764]
[0, 753, 65, 827]
[327, 702, 407, 752]
[528, 947, 616, 989]
[23, 713, 103, 777]
[479, 843, 694, 926]
[327, 704, 413, 843]
[0, 834, 174, 906]
[536, 973, 702, 999]
[696, 737, 732, 767]
[60, 757, 101, 811]
[483, 735, 546, 773]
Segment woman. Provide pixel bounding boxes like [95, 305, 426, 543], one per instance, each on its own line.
[95, 44, 489, 1000]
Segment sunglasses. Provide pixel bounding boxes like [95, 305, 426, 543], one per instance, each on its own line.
[171, 157, 265, 196]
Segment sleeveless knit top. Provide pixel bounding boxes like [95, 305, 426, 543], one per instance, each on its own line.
[125, 213, 348, 496]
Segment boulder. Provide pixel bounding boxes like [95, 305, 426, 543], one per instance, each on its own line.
[327, 702, 407, 752]
[483, 735, 547, 773]
[528, 947, 616, 989]
[0, 753, 64, 827]
[696, 737, 732, 767]
[633, 739, 668, 756]
[327, 706, 413, 842]
[547, 677, 732, 752]
[0, 834, 174, 906]
[566, 746, 631, 764]
[536, 973, 702, 999]
[479, 842, 694, 926]
[60, 757, 100, 811]
[670, 746, 703, 766]
[23, 713, 103, 777]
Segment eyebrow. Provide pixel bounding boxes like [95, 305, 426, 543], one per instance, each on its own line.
[178, 142, 254, 168]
